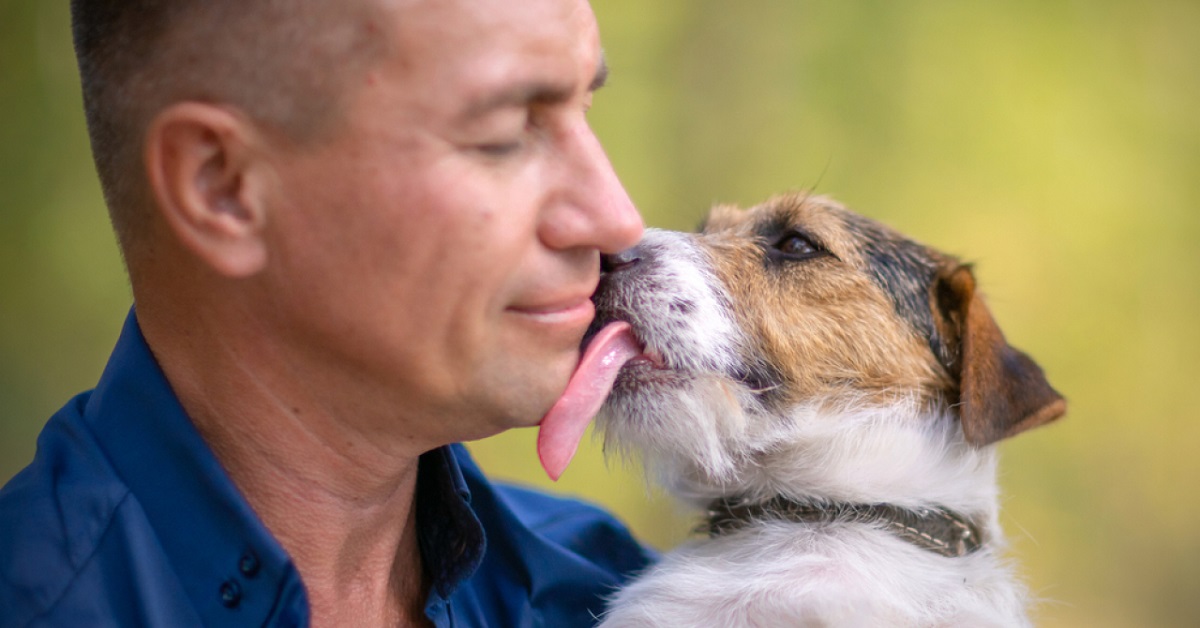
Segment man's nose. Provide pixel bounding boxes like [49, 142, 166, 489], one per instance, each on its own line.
[539, 120, 644, 254]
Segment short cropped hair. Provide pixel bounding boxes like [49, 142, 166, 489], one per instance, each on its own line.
[70, 0, 384, 252]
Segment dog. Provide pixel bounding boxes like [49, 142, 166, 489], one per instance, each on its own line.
[586, 193, 1066, 627]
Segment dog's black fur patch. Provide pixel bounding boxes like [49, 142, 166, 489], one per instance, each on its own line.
[838, 212, 953, 373]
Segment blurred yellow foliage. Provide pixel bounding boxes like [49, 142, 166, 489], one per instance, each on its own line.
[3, 1, 1197, 626]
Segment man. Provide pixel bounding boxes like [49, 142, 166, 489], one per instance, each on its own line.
[0, 0, 653, 626]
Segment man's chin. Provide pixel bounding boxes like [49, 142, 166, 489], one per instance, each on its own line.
[472, 340, 584, 423]
[516, 365, 579, 427]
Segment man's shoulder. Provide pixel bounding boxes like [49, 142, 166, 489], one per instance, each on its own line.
[453, 444, 636, 534]
[489, 478, 635, 539]
[0, 393, 133, 625]
[496, 479, 655, 574]
[0, 392, 129, 563]
[441, 445, 656, 626]
[452, 444, 656, 582]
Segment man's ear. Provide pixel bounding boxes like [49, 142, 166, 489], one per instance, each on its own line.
[934, 264, 1067, 447]
[144, 103, 269, 277]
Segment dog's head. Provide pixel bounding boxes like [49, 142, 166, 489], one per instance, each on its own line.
[592, 193, 1065, 501]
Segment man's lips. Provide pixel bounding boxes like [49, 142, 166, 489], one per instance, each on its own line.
[508, 297, 594, 320]
[507, 287, 599, 324]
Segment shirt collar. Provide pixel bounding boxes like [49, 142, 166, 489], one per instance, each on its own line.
[417, 445, 485, 604]
[85, 309, 307, 626]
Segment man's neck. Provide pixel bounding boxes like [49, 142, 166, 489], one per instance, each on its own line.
[141, 308, 435, 627]
[205, 428, 430, 627]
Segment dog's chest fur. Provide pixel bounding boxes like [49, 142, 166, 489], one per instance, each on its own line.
[592, 194, 1064, 627]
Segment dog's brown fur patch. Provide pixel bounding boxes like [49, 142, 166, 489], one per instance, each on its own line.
[696, 192, 1065, 439]
[698, 194, 953, 410]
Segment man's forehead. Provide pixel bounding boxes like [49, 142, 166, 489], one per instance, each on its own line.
[384, 0, 599, 49]
[457, 52, 608, 120]
[333, 0, 605, 135]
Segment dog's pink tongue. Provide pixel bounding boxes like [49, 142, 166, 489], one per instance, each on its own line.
[538, 321, 641, 481]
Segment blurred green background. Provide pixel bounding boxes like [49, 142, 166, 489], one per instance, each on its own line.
[2, 1, 1197, 626]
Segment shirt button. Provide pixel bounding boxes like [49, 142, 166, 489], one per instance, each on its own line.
[239, 551, 261, 578]
[220, 580, 243, 608]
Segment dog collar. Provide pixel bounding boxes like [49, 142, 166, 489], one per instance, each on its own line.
[702, 496, 984, 559]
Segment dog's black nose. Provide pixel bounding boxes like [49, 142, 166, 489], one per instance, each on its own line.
[601, 248, 643, 274]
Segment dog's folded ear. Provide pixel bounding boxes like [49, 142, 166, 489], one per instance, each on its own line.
[933, 264, 1067, 447]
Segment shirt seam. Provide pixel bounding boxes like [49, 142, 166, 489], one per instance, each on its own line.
[23, 489, 133, 628]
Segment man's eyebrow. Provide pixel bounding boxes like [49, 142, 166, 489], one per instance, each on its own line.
[461, 53, 610, 120]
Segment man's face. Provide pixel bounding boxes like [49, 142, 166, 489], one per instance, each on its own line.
[257, 0, 643, 443]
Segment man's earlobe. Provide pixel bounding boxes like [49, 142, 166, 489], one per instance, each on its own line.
[144, 103, 269, 277]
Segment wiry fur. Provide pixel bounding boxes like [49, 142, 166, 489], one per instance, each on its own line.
[593, 194, 1064, 627]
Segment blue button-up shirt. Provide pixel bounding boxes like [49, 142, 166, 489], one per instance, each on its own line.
[0, 311, 655, 627]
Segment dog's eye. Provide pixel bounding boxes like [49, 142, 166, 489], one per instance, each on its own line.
[771, 232, 826, 260]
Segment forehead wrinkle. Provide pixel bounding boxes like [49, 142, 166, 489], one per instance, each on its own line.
[388, 0, 601, 120]
[457, 51, 606, 123]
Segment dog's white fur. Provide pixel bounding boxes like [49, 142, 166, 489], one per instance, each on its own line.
[595, 227, 1037, 627]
